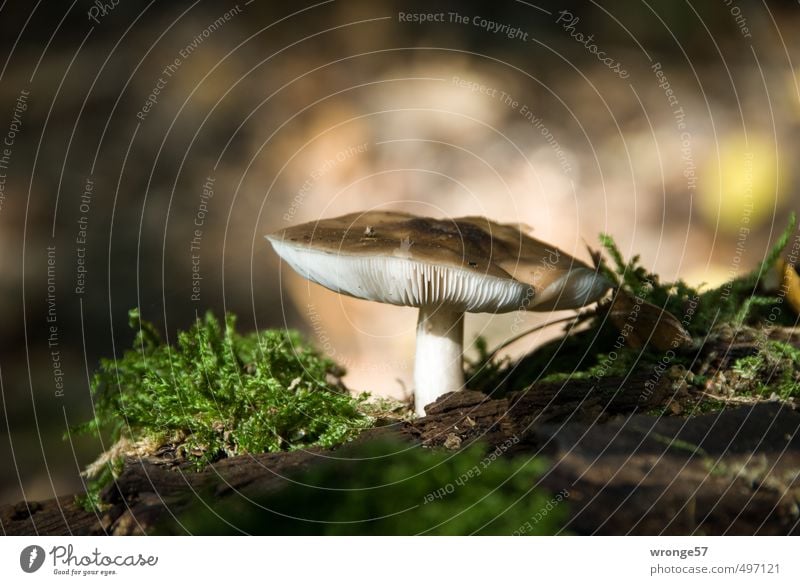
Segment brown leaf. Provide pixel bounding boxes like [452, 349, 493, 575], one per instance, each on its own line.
[607, 289, 692, 351]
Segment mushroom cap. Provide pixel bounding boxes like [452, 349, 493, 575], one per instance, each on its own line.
[266, 211, 611, 313]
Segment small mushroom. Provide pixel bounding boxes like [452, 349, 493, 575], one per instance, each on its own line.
[266, 211, 612, 416]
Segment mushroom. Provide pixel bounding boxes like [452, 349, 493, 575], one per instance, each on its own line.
[266, 211, 612, 416]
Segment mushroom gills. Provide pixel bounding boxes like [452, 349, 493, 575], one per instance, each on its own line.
[268, 238, 532, 313]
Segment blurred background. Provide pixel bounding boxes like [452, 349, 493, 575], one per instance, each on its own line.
[1, 0, 799, 505]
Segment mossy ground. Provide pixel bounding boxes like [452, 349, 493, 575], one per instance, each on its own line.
[729, 340, 800, 399]
[168, 439, 565, 535]
[72, 313, 564, 529]
[71, 215, 799, 520]
[466, 213, 800, 412]
[72, 309, 377, 508]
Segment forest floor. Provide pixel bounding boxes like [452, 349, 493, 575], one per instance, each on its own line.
[3, 324, 799, 535]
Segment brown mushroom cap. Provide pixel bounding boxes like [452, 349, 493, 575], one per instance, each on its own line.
[266, 211, 611, 313]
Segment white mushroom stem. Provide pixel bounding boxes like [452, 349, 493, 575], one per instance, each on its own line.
[414, 305, 464, 416]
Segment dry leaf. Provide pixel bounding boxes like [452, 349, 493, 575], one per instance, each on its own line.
[607, 289, 692, 351]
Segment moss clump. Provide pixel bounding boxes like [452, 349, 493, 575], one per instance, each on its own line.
[73, 309, 373, 506]
[170, 440, 565, 536]
[599, 212, 797, 337]
[598, 233, 704, 335]
[467, 214, 798, 397]
[731, 340, 800, 399]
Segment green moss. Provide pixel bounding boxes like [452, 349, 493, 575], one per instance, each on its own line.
[599, 233, 702, 334]
[169, 440, 566, 535]
[731, 340, 800, 399]
[464, 335, 507, 392]
[538, 348, 639, 383]
[732, 355, 763, 380]
[601, 216, 796, 337]
[78, 457, 123, 512]
[467, 214, 798, 397]
[692, 397, 727, 413]
[72, 309, 373, 508]
[636, 428, 709, 458]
